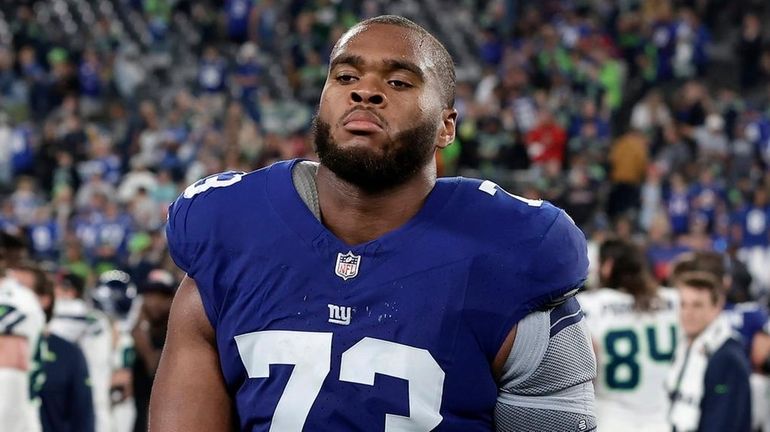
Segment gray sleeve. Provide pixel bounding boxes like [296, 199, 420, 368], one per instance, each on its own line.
[495, 297, 597, 432]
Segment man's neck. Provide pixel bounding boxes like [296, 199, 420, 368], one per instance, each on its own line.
[315, 164, 436, 245]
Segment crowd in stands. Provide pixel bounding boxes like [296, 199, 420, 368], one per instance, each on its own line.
[1, 0, 770, 430]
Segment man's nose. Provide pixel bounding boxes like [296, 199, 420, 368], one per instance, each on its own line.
[350, 86, 386, 106]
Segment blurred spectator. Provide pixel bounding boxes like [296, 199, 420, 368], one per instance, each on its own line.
[738, 13, 763, 90]
[560, 156, 600, 229]
[131, 269, 175, 432]
[631, 89, 672, 136]
[689, 167, 725, 232]
[198, 46, 228, 114]
[524, 109, 567, 168]
[640, 164, 663, 232]
[0, 112, 13, 188]
[690, 114, 728, 160]
[49, 271, 113, 432]
[672, 8, 710, 79]
[655, 125, 692, 176]
[10, 176, 44, 227]
[608, 128, 649, 219]
[117, 161, 159, 205]
[27, 205, 60, 263]
[668, 270, 751, 432]
[232, 42, 263, 122]
[113, 45, 146, 101]
[225, 0, 255, 44]
[78, 48, 104, 118]
[734, 189, 770, 298]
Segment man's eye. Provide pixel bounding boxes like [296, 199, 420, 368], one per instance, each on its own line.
[336, 74, 357, 83]
[389, 80, 412, 88]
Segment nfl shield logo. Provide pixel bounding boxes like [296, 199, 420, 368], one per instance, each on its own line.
[335, 251, 361, 280]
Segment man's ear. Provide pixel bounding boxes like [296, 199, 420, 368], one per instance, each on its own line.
[437, 108, 458, 149]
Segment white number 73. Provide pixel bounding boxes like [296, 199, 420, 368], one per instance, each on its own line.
[234, 330, 445, 431]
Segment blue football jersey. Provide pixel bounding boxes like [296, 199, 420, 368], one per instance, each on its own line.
[723, 302, 770, 357]
[166, 159, 588, 431]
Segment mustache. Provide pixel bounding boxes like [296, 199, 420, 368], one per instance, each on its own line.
[337, 107, 388, 128]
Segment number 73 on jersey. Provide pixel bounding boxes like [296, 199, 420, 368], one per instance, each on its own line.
[235, 330, 445, 432]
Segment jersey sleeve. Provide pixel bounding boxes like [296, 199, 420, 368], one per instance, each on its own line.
[521, 210, 589, 309]
[165, 189, 203, 275]
[747, 307, 770, 336]
[166, 171, 247, 277]
[465, 209, 589, 360]
[165, 171, 248, 327]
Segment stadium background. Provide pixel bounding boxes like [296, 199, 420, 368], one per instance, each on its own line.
[1, 0, 770, 430]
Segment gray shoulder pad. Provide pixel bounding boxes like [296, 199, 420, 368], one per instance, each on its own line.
[496, 298, 597, 431]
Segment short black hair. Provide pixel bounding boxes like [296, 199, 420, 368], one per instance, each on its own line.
[59, 270, 86, 298]
[334, 15, 456, 108]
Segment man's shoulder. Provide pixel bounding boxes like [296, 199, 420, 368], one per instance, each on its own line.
[173, 167, 270, 214]
[166, 161, 293, 275]
[451, 177, 587, 281]
[167, 164, 278, 237]
[46, 333, 85, 361]
[709, 338, 750, 372]
[446, 177, 568, 244]
[577, 288, 634, 321]
[455, 178, 588, 322]
[0, 278, 45, 339]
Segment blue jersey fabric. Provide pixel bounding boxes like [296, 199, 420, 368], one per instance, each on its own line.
[723, 302, 770, 357]
[166, 159, 588, 431]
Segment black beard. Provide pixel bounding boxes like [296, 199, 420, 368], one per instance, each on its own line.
[312, 114, 438, 193]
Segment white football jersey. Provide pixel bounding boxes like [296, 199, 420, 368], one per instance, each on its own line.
[578, 287, 679, 432]
[49, 298, 114, 432]
[0, 277, 45, 432]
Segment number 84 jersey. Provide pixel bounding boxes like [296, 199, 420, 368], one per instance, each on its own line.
[166, 160, 588, 431]
[578, 287, 679, 432]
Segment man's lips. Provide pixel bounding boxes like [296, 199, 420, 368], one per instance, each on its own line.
[342, 110, 384, 133]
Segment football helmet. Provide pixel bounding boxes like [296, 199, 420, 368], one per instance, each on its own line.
[90, 270, 137, 320]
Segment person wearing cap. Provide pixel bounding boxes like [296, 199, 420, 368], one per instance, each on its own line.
[132, 269, 175, 432]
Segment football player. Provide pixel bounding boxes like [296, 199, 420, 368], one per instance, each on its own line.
[90, 270, 139, 432]
[578, 239, 678, 431]
[0, 236, 45, 431]
[153, 15, 596, 431]
[9, 261, 94, 432]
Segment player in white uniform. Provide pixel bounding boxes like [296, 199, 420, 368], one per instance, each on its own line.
[578, 239, 678, 432]
[0, 275, 45, 432]
[90, 270, 140, 432]
[49, 272, 113, 432]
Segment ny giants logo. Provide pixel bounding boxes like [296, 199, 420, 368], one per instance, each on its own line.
[335, 251, 361, 280]
[327, 304, 352, 325]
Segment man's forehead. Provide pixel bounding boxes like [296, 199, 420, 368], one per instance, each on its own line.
[331, 24, 435, 70]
